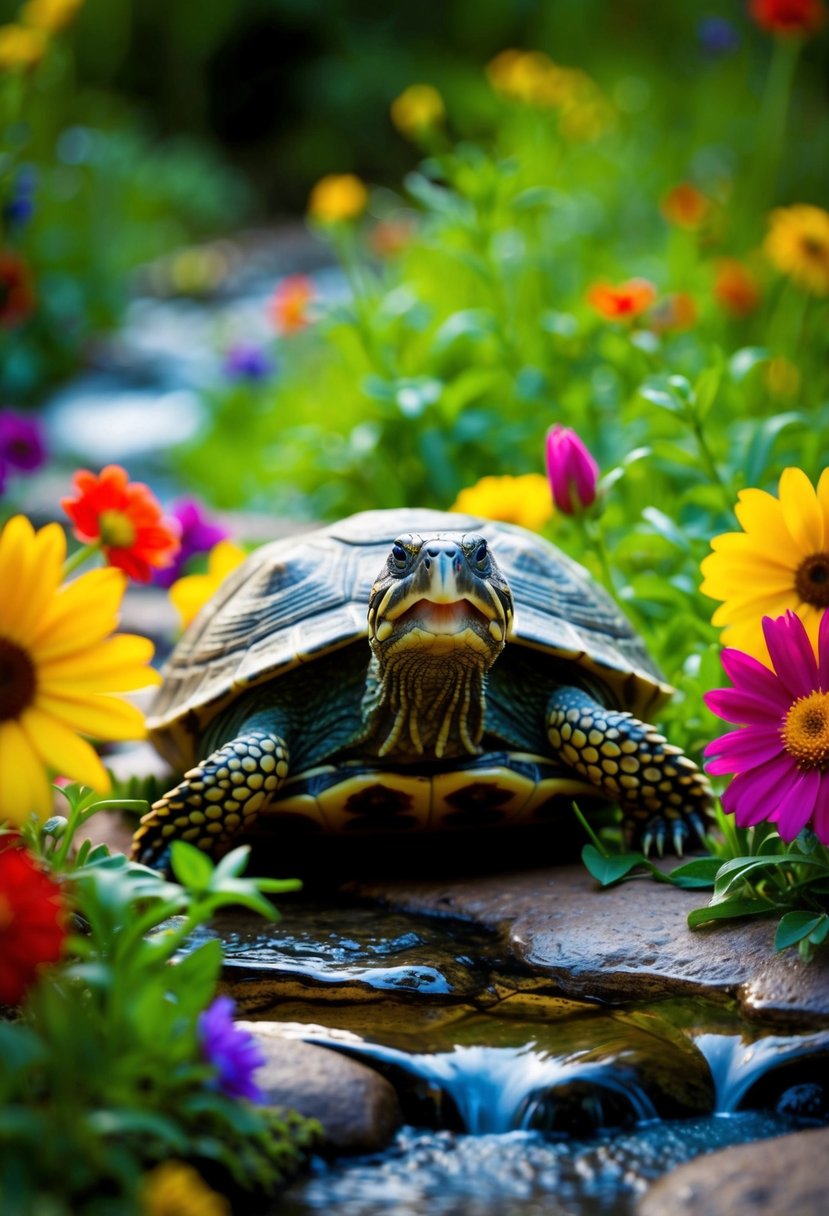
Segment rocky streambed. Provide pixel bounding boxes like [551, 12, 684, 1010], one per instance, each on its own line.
[94, 808, 829, 1216]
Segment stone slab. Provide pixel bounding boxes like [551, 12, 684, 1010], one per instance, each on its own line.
[348, 866, 829, 1024]
[637, 1124, 829, 1216]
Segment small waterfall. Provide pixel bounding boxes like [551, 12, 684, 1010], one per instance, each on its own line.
[695, 1030, 829, 1115]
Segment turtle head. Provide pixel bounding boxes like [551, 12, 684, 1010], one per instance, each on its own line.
[368, 531, 513, 671]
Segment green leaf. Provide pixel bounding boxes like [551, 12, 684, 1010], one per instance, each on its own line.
[639, 384, 682, 413]
[666, 856, 722, 889]
[712, 853, 824, 901]
[168, 938, 224, 1013]
[729, 346, 769, 381]
[170, 840, 214, 891]
[775, 911, 829, 952]
[687, 898, 773, 928]
[581, 844, 646, 886]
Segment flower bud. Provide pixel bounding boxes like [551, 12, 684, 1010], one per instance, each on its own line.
[545, 425, 600, 515]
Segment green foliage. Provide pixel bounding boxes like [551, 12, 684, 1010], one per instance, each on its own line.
[1, 787, 314, 1214]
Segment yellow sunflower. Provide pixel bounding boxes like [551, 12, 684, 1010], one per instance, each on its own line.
[169, 540, 246, 629]
[764, 204, 829, 296]
[0, 515, 159, 825]
[700, 467, 829, 662]
[450, 474, 554, 532]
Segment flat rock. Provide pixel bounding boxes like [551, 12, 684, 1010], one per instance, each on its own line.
[241, 1022, 402, 1154]
[637, 1124, 829, 1216]
[348, 866, 829, 1024]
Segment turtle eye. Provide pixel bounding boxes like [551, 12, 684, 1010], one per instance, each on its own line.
[473, 540, 488, 569]
[391, 542, 408, 567]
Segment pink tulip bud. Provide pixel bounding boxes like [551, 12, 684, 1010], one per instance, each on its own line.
[545, 425, 600, 515]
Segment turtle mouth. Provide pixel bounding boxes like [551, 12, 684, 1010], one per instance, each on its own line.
[397, 597, 495, 637]
[372, 595, 506, 649]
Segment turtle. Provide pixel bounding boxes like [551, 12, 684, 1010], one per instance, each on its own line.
[131, 508, 712, 868]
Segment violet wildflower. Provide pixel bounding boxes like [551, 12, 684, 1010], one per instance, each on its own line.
[4, 167, 36, 229]
[698, 16, 741, 56]
[198, 995, 266, 1102]
[223, 342, 274, 382]
[0, 408, 46, 472]
[704, 610, 829, 844]
[545, 425, 600, 516]
[152, 499, 229, 588]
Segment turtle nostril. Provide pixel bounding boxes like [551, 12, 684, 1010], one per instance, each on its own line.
[426, 545, 441, 558]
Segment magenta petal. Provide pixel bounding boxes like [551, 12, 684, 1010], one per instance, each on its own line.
[762, 611, 818, 700]
[810, 773, 829, 846]
[769, 767, 819, 841]
[721, 752, 798, 827]
[703, 686, 787, 726]
[719, 648, 790, 708]
[818, 610, 829, 692]
[704, 727, 782, 774]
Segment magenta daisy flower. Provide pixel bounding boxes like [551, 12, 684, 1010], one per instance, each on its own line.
[703, 610, 829, 844]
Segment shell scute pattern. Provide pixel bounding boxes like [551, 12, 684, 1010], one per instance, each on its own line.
[148, 509, 668, 754]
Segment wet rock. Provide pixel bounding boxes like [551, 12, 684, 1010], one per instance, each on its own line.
[349, 865, 829, 1023]
[637, 1124, 829, 1216]
[240, 1022, 402, 1153]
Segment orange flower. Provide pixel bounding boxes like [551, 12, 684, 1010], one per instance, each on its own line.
[749, 0, 825, 35]
[661, 182, 710, 229]
[587, 278, 657, 321]
[369, 217, 416, 258]
[269, 274, 314, 335]
[648, 291, 698, 333]
[0, 250, 36, 328]
[714, 258, 762, 316]
[0, 837, 66, 1005]
[61, 464, 181, 583]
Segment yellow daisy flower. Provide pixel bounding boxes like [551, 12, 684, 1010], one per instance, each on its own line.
[169, 540, 246, 630]
[390, 84, 445, 137]
[700, 467, 829, 662]
[141, 1160, 229, 1216]
[307, 174, 368, 224]
[450, 474, 554, 532]
[0, 23, 46, 68]
[21, 0, 85, 34]
[0, 515, 159, 825]
[764, 204, 829, 296]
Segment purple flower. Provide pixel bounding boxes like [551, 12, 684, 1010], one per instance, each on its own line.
[704, 610, 829, 844]
[152, 499, 230, 588]
[698, 16, 741, 56]
[0, 461, 7, 497]
[223, 343, 274, 381]
[4, 167, 36, 229]
[545, 425, 600, 516]
[0, 409, 47, 472]
[198, 995, 266, 1102]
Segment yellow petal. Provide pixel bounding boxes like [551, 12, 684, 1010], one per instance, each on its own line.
[38, 634, 160, 693]
[778, 467, 823, 554]
[30, 567, 127, 662]
[209, 540, 246, 580]
[0, 719, 53, 823]
[34, 691, 147, 742]
[21, 708, 111, 791]
[718, 618, 770, 663]
[711, 588, 796, 627]
[700, 550, 795, 598]
[733, 487, 794, 553]
[169, 573, 215, 629]
[816, 468, 829, 544]
[0, 517, 65, 645]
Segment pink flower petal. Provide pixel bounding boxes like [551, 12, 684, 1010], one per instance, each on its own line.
[762, 611, 819, 700]
[719, 648, 790, 709]
[769, 767, 819, 842]
[720, 751, 799, 827]
[704, 726, 783, 775]
[810, 773, 829, 846]
[819, 610, 829, 692]
[704, 686, 787, 726]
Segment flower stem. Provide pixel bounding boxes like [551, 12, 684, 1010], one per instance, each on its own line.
[62, 540, 102, 578]
[749, 36, 801, 220]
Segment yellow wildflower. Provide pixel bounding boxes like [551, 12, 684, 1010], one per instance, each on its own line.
[390, 83, 445, 137]
[140, 1161, 230, 1216]
[0, 23, 46, 68]
[764, 204, 829, 296]
[308, 173, 368, 223]
[0, 515, 159, 824]
[451, 474, 554, 532]
[21, 0, 85, 34]
[169, 540, 246, 630]
[700, 467, 829, 662]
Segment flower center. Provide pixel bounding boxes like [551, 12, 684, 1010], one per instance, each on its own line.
[0, 638, 37, 722]
[99, 509, 137, 549]
[794, 553, 829, 608]
[800, 235, 829, 263]
[782, 690, 829, 767]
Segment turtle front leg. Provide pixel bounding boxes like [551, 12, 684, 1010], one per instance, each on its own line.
[546, 686, 712, 855]
[131, 722, 290, 869]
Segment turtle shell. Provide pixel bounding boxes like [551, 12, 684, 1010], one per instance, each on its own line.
[149, 509, 670, 769]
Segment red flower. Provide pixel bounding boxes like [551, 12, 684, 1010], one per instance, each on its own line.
[0, 250, 36, 329]
[61, 464, 181, 583]
[268, 275, 315, 334]
[660, 183, 711, 229]
[714, 258, 762, 316]
[749, 0, 826, 35]
[587, 278, 657, 321]
[0, 838, 66, 1005]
